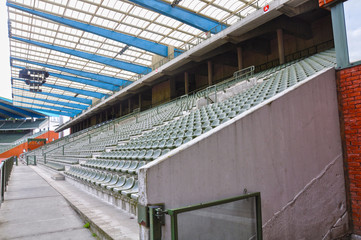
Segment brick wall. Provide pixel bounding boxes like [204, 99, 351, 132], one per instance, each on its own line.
[337, 65, 361, 235]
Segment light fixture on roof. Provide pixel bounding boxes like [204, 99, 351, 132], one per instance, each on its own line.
[171, 0, 182, 8]
[19, 68, 49, 93]
[116, 45, 129, 57]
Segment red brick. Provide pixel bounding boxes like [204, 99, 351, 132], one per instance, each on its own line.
[338, 65, 361, 231]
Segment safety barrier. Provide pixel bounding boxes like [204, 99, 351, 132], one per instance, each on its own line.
[141, 192, 262, 240]
[0, 156, 14, 208]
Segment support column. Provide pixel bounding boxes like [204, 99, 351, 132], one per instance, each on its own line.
[277, 28, 285, 65]
[237, 47, 243, 70]
[119, 102, 123, 116]
[184, 72, 189, 94]
[208, 60, 213, 86]
[170, 78, 176, 99]
[128, 98, 131, 113]
[138, 93, 142, 110]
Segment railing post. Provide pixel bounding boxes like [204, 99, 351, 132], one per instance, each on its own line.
[149, 205, 164, 240]
[1, 163, 4, 204]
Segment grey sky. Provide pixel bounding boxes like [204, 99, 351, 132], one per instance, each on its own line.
[0, 1, 11, 100]
[344, 0, 361, 63]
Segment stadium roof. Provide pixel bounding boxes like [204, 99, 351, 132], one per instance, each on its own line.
[0, 97, 46, 119]
[7, 0, 272, 117]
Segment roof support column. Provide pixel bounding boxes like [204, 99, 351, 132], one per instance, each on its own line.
[119, 102, 123, 117]
[237, 47, 243, 70]
[277, 28, 285, 65]
[138, 93, 142, 111]
[184, 72, 189, 95]
[170, 78, 176, 99]
[128, 98, 132, 113]
[208, 60, 213, 86]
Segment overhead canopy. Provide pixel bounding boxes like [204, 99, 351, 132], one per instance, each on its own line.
[0, 97, 46, 119]
[7, 0, 269, 117]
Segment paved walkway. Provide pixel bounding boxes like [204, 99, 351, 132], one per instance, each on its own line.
[30, 165, 139, 240]
[0, 165, 94, 240]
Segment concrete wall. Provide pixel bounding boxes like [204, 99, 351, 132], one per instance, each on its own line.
[139, 68, 348, 239]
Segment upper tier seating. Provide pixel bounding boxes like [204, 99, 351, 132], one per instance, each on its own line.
[0, 119, 45, 130]
[0, 132, 28, 143]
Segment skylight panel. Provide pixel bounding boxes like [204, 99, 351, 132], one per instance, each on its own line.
[180, 0, 207, 12]
[155, 15, 180, 28]
[201, 6, 228, 21]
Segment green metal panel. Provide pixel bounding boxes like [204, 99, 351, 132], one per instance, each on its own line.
[331, 3, 350, 69]
[138, 204, 149, 227]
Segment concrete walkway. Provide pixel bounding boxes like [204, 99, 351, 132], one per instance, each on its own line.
[30, 165, 139, 240]
[0, 165, 94, 240]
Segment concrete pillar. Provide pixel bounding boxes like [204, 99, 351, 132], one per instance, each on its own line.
[277, 28, 285, 65]
[119, 102, 123, 116]
[138, 93, 142, 110]
[184, 72, 189, 94]
[237, 47, 243, 70]
[208, 60, 213, 86]
[170, 78, 176, 99]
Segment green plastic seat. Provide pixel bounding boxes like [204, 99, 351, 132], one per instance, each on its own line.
[101, 174, 119, 188]
[137, 149, 147, 159]
[158, 140, 166, 148]
[119, 160, 132, 172]
[96, 173, 112, 186]
[114, 160, 125, 172]
[121, 180, 139, 197]
[148, 149, 162, 160]
[106, 176, 126, 191]
[128, 161, 146, 174]
[113, 177, 135, 193]
[174, 138, 183, 148]
[165, 139, 174, 148]
[143, 149, 154, 160]
[125, 161, 139, 173]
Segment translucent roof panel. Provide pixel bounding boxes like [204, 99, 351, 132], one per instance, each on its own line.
[7, 0, 271, 115]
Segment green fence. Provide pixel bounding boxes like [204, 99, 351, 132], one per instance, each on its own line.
[0, 156, 14, 208]
[146, 192, 262, 240]
[26, 155, 37, 166]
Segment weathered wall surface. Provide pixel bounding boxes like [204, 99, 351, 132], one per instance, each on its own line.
[139, 68, 348, 239]
[337, 65, 361, 235]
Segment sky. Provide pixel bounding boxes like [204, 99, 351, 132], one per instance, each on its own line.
[0, 2, 12, 100]
[344, 0, 361, 63]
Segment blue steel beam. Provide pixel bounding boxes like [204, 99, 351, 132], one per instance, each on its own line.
[0, 102, 44, 118]
[127, 0, 226, 33]
[11, 57, 130, 86]
[20, 106, 75, 117]
[13, 65, 119, 91]
[12, 36, 151, 74]
[13, 100, 82, 115]
[0, 109, 25, 119]
[13, 87, 92, 105]
[14, 94, 88, 110]
[13, 77, 108, 99]
[7, 2, 168, 57]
